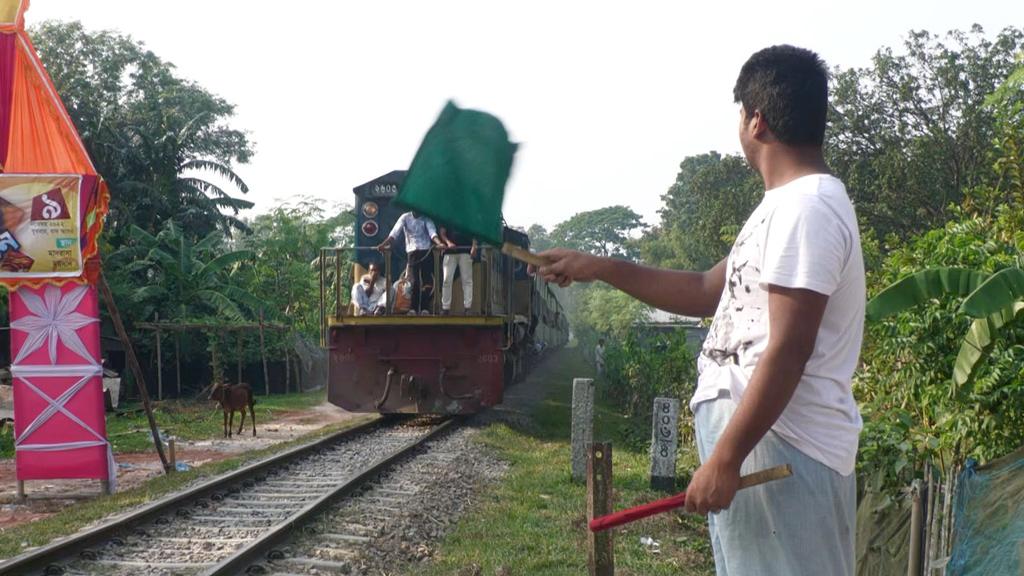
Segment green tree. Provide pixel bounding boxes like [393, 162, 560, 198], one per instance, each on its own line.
[550, 205, 646, 259]
[526, 224, 553, 252]
[642, 152, 761, 270]
[110, 221, 257, 323]
[856, 65, 1024, 492]
[237, 198, 354, 338]
[827, 25, 1024, 238]
[32, 20, 255, 242]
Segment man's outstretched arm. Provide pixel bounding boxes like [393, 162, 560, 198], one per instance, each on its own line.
[536, 249, 727, 318]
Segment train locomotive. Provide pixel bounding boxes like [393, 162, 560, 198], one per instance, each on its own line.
[320, 170, 568, 415]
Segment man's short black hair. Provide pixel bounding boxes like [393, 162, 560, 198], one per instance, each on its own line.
[733, 45, 829, 147]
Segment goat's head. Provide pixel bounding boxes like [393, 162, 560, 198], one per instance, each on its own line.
[209, 383, 229, 402]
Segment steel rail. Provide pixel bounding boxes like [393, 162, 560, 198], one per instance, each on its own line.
[201, 417, 457, 576]
[0, 416, 387, 576]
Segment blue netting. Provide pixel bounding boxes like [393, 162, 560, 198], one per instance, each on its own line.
[948, 451, 1024, 575]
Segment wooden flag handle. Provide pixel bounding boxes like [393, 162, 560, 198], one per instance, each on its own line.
[738, 463, 792, 489]
[501, 242, 550, 268]
[588, 464, 792, 532]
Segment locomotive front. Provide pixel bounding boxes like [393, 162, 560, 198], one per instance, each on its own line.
[320, 171, 560, 415]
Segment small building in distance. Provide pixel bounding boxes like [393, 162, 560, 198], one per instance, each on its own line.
[639, 309, 707, 357]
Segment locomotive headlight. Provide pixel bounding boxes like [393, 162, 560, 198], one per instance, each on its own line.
[361, 220, 379, 237]
[362, 201, 379, 218]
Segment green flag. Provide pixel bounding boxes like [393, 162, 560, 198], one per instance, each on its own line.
[395, 101, 517, 247]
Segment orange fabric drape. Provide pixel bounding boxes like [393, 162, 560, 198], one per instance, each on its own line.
[6, 34, 94, 174]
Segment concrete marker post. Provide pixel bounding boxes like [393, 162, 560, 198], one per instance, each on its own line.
[571, 378, 594, 483]
[650, 397, 680, 492]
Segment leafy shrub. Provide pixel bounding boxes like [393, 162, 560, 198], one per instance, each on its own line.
[602, 330, 699, 450]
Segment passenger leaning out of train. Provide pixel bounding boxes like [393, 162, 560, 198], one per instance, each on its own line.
[439, 225, 478, 315]
[351, 262, 387, 316]
[376, 211, 445, 315]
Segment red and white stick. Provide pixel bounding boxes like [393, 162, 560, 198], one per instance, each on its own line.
[588, 464, 793, 532]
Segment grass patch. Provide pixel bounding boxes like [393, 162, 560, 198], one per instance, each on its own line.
[413, 350, 715, 576]
[0, 412, 376, 560]
[105, 388, 328, 453]
[0, 388, 328, 457]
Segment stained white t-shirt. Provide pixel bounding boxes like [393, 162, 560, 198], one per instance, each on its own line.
[692, 173, 865, 475]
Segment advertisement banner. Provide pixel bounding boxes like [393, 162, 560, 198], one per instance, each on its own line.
[0, 174, 85, 279]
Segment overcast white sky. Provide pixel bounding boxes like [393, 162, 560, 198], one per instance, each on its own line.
[25, 1, 1024, 230]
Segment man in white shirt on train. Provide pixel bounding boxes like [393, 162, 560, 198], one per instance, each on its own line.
[535, 45, 864, 576]
[376, 211, 445, 314]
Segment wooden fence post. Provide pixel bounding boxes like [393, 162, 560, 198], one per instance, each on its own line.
[908, 479, 924, 576]
[155, 313, 162, 400]
[571, 378, 595, 483]
[259, 309, 269, 397]
[236, 330, 243, 385]
[175, 334, 181, 397]
[650, 397, 679, 492]
[1018, 541, 1023, 576]
[588, 442, 614, 576]
[284, 347, 290, 396]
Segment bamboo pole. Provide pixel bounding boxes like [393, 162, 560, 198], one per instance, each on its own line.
[908, 479, 924, 576]
[259, 309, 269, 397]
[97, 271, 171, 472]
[941, 464, 959, 567]
[284, 346, 291, 395]
[155, 313, 162, 400]
[923, 462, 935, 573]
[236, 330, 243, 385]
[175, 334, 181, 397]
[927, 464, 942, 574]
[211, 333, 219, 386]
[939, 465, 954, 574]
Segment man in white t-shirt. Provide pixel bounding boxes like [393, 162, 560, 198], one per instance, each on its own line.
[535, 45, 863, 576]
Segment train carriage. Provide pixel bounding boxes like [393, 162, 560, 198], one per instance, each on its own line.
[320, 171, 568, 415]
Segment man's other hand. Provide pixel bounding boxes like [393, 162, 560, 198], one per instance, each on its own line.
[531, 248, 603, 287]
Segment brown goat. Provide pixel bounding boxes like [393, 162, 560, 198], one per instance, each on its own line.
[209, 383, 256, 438]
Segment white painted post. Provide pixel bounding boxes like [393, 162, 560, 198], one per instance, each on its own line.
[650, 397, 680, 492]
[571, 378, 595, 483]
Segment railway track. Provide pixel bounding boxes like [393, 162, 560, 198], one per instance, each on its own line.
[0, 416, 458, 576]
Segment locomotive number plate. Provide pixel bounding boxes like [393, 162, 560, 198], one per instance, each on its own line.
[477, 353, 500, 364]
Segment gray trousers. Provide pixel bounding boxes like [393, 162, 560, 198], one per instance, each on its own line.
[694, 393, 856, 576]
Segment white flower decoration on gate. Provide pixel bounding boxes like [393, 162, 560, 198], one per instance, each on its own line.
[11, 284, 98, 365]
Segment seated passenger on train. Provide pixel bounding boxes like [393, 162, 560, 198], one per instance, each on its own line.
[376, 211, 444, 315]
[391, 266, 413, 315]
[439, 225, 478, 315]
[351, 263, 387, 316]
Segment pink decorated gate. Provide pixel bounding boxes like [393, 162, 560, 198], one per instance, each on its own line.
[2, 1, 114, 495]
[10, 283, 113, 487]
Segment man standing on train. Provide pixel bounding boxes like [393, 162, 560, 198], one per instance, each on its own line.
[377, 210, 446, 315]
[535, 45, 863, 576]
[439, 225, 478, 315]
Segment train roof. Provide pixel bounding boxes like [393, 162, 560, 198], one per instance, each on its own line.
[353, 170, 407, 197]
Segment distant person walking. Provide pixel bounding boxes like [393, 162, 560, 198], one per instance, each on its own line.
[377, 211, 445, 315]
[594, 338, 606, 376]
[536, 45, 864, 576]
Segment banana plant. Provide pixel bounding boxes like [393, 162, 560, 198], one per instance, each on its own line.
[109, 221, 259, 322]
[867, 265, 1024, 388]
